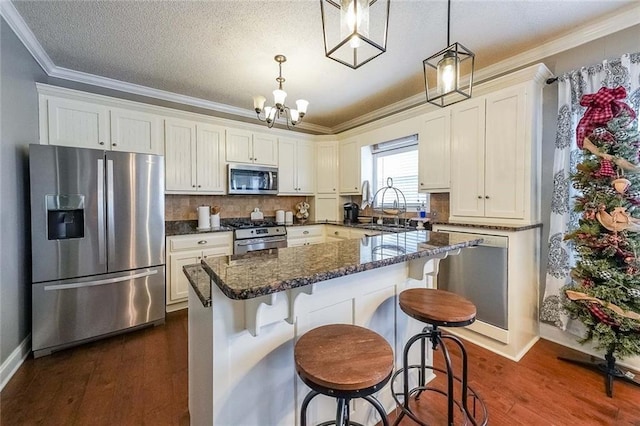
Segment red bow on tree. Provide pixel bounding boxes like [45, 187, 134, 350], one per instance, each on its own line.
[576, 86, 636, 149]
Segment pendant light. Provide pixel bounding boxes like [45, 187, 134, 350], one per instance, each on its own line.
[320, 0, 391, 69]
[423, 0, 474, 107]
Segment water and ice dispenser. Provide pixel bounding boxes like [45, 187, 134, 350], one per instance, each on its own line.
[46, 194, 85, 240]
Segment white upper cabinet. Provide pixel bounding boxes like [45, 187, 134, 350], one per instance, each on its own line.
[418, 109, 450, 193]
[339, 139, 361, 194]
[46, 97, 109, 149]
[110, 108, 162, 154]
[316, 141, 338, 194]
[41, 93, 163, 155]
[450, 81, 540, 224]
[278, 138, 315, 195]
[165, 119, 226, 194]
[226, 129, 278, 166]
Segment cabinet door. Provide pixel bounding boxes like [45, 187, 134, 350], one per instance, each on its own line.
[450, 98, 485, 217]
[296, 140, 316, 194]
[202, 245, 232, 260]
[165, 119, 196, 191]
[419, 110, 450, 192]
[314, 195, 339, 222]
[484, 87, 526, 219]
[226, 129, 253, 163]
[252, 133, 278, 166]
[168, 249, 201, 304]
[339, 140, 361, 194]
[47, 97, 109, 149]
[316, 141, 338, 193]
[110, 108, 162, 154]
[196, 124, 226, 193]
[278, 138, 297, 194]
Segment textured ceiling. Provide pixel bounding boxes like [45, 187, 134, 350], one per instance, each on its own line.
[11, 0, 638, 130]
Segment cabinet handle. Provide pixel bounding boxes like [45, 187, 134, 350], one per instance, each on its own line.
[485, 195, 490, 199]
[303, 231, 309, 235]
[99, 141, 105, 145]
[198, 240, 207, 244]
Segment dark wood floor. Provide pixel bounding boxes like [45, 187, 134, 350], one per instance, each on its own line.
[2, 310, 639, 425]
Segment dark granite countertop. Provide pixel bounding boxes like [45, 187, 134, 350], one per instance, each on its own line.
[183, 264, 212, 307]
[186, 230, 481, 304]
[166, 220, 233, 236]
[431, 221, 542, 232]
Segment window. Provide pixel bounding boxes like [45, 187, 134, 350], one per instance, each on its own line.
[371, 135, 429, 213]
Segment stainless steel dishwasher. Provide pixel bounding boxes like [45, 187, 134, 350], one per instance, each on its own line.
[437, 231, 509, 330]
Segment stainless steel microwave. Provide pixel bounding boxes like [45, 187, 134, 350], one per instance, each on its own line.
[228, 164, 278, 195]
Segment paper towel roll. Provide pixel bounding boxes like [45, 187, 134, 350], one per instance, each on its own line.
[197, 206, 210, 230]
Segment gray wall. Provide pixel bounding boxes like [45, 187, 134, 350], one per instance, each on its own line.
[0, 18, 46, 365]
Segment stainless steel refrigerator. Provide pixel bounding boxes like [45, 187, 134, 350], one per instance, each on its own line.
[29, 144, 165, 357]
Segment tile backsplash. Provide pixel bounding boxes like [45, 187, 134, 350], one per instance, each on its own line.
[165, 194, 309, 221]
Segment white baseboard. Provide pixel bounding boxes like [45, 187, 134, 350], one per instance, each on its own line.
[540, 323, 640, 371]
[0, 334, 31, 392]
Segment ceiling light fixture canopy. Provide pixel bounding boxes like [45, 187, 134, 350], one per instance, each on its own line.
[253, 55, 308, 129]
[320, 0, 390, 69]
[423, 0, 474, 107]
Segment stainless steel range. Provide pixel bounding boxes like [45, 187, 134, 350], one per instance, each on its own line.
[229, 219, 287, 254]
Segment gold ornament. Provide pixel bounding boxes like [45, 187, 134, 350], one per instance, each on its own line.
[612, 177, 631, 193]
[596, 205, 640, 232]
[583, 137, 640, 173]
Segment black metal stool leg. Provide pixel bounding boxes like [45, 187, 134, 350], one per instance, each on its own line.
[336, 398, 347, 426]
[434, 333, 455, 425]
[301, 390, 321, 426]
[362, 394, 390, 426]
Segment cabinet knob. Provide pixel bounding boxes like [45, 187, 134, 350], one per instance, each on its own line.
[303, 231, 309, 235]
[99, 141, 105, 145]
[485, 195, 490, 199]
[333, 188, 335, 191]
[197, 185, 202, 188]
[197, 256, 202, 260]
[477, 195, 482, 199]
[420, 182, 424, 186]
[192, 185, 196, 188]
[112, 142, 117, 147]
[334, 231, 339, 235]
[354, 187, 357, 190]
[198, 240, 207, 244]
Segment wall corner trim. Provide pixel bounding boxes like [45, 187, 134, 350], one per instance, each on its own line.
[0, 334, 31, 392]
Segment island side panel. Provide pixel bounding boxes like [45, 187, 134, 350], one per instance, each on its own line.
[188, 285, 214, 425]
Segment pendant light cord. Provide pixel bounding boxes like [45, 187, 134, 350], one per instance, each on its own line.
[446, 0, 451, 46]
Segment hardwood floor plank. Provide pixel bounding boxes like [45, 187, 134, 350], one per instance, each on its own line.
[2, 310, 639, 425]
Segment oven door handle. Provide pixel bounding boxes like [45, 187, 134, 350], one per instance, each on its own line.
[235, 238, 287, 247]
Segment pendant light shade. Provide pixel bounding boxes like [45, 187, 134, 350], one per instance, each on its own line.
[423, 0, 474, 107]
[320, 0, 390, 69]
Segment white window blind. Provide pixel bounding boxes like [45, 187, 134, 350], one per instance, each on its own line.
[371, 135, 429, 211]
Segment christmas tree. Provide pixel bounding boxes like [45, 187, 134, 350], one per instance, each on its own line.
[561, 86, 640, 396]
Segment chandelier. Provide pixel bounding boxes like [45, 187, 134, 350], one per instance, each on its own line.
[423, 0, 474, 107]
[320, 0, 390, 69]
[253, 55, 308, 129]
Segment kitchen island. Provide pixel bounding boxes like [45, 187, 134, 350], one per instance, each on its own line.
[184, 230, 481, 425]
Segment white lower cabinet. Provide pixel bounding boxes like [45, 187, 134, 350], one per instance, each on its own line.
[287, 225, 325, 247]
[166, 232, 232, 311]
[324, 225, 350, 241]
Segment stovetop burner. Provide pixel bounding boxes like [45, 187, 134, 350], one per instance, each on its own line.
[225, 218, 278, 229]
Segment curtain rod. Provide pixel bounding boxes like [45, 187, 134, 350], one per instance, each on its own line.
[546, 77, 558, 84]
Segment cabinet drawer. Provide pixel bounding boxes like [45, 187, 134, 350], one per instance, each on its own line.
[287, 225, 324, 239]
[169, 233, 232, 252]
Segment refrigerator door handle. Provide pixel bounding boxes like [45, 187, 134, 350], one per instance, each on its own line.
[106, 159, 116, 262]
[97, 158, 106, 265]
[44, 269, 159, 291]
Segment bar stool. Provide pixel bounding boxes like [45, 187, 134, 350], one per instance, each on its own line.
[391, 288, 488, 426]
[295, 324, 393, 426]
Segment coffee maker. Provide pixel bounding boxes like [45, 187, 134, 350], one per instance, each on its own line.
[343, 202, 360, 224]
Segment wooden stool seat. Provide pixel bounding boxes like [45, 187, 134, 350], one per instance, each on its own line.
[295, 324, 393, 392]
[399, 288, 476, 327]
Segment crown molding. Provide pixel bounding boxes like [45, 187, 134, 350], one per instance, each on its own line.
[0, 0, 54, 73]
[332, 2, 640, 135]
[3, 0, 638, 136]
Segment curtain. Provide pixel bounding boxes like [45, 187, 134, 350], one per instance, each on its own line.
[540, 52, 640, 330]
